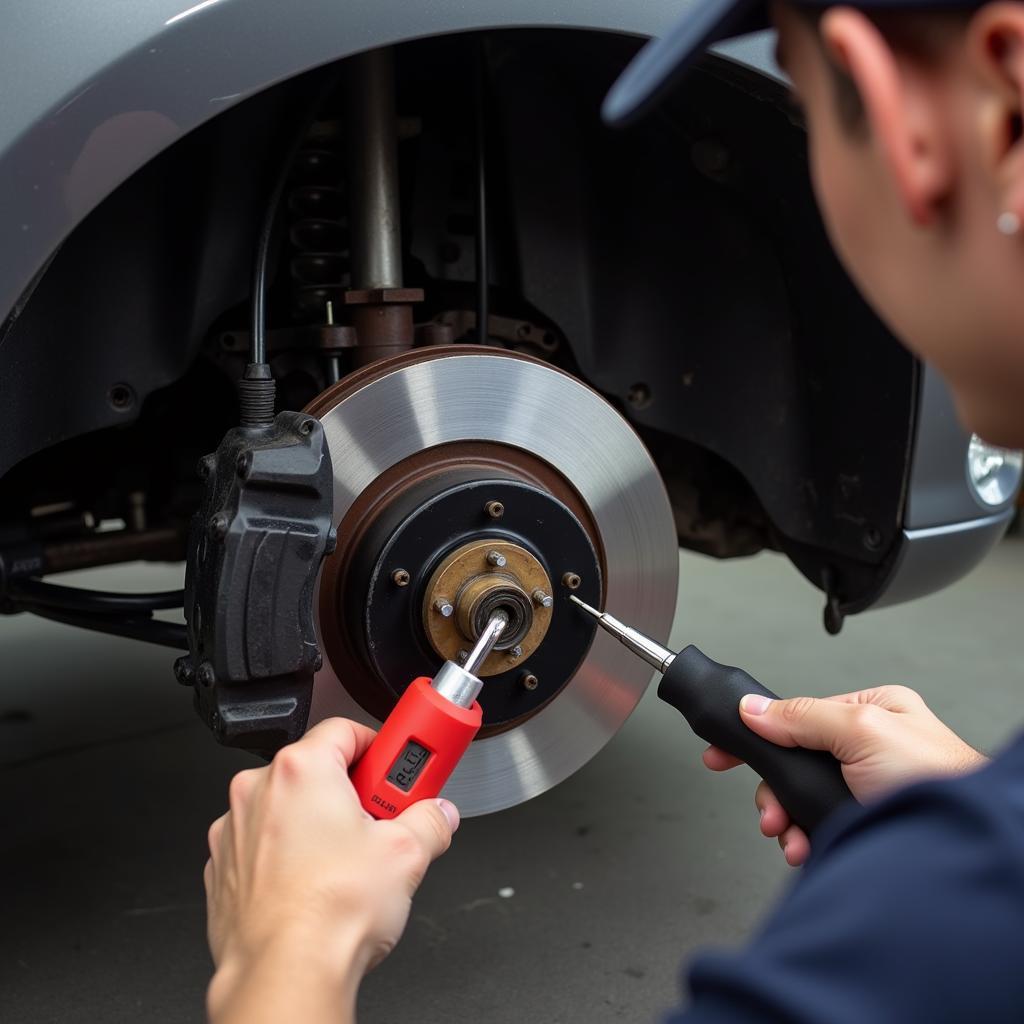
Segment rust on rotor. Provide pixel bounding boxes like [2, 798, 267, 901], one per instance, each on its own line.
[306, 345, 607, 723]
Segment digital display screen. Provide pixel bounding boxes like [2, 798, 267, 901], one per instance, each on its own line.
[386, 740, 432, 792]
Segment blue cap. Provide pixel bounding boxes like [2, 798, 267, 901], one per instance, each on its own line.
[603, 0, 978, 127]
[603, 0, 768, 126]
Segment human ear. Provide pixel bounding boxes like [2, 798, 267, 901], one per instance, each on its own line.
[820, 8, 954, 226]
[965, 4, 1024, 221]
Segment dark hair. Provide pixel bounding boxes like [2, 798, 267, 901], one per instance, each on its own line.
[794, 6, 868, 128]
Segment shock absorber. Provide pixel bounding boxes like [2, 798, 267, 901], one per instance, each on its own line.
[287, 128, 352, 326]
[341, 47, 423, 367]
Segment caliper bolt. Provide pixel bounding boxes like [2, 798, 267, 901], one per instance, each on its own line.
[299, 418, 316, 436]
[521, 672, 539, 691]
[486, 550, 507, 568]
[561, 572, 582, 590]
[197, 662, 216, 688]
[531, 588, 553, 608]
[484, 500, 505, 519]
[209, 513, 230, 541]
[509, 645, 523, 660]
[392, 568, 411, 587]
[432, 598, 454, 618]
[173, 657, 194, 686]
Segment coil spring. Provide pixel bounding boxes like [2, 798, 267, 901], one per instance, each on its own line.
[287, 125, 351, 323]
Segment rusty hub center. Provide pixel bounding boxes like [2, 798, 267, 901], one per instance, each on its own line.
[423, 538, 553, 676]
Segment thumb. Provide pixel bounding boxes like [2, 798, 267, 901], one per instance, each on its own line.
[393, 798, 460, 865]
[739, 694, 862, 755]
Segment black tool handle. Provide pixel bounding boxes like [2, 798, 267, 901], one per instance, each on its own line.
[658, 645, 854, 836]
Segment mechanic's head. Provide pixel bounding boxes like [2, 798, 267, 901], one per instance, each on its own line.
[607, 1, 1024, 448]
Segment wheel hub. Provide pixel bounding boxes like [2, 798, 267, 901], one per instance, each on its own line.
[424, 538, 552, 669]
[306, 346, 679, 815]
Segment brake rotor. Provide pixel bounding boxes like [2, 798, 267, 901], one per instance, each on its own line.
[306, 346, 678, 815]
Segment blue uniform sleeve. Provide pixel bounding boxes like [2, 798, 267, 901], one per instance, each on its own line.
[666, 737, 1024, 1024]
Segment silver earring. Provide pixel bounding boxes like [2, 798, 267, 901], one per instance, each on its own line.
[997, 211, 1021, 236]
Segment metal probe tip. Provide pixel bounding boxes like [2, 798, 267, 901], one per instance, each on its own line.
[568, 594, 675, 674]
[462, 610, 509, 676]
[431, 610, 510, 708]
[568, 594, 601, 617]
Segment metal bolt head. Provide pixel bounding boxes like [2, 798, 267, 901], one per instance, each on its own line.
[299, 418, 316, 436]
[509, 645, 523, 659]
[486, 550, 507, 568]
[209, 513, 230, 540]
[484, 500, 505, 519]
[433, 598, 454, 618]
[173, 657, 194, 686]
[561, 572, 582, 590]
[392, 568, 411, 587]
[626, 382, 652, 410]
[197, 662, 216, 688]
[531, 588, 553, 608]
[862, 527, 883, 552]
[457, 649, 470, 664]
[521, 672, 539, 691]
[236, 451, 252, 478]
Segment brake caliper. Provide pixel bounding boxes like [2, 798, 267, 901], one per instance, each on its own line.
[175, 412, 335, 756]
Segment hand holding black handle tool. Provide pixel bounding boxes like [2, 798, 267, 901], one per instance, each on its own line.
[569, 595, 853, 836]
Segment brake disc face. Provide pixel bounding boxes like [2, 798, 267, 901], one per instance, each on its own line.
[307, 347, 678, 815]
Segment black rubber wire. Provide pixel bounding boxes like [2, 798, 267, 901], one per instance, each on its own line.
[8, 579, 184, 615]
[21, 603, 189, 650]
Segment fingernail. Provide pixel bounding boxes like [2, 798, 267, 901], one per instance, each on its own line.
[740, 694, 773, 716]
[436, 798, 460, 833]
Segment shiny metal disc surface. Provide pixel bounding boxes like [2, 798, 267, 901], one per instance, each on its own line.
[309, 351, 678, 815]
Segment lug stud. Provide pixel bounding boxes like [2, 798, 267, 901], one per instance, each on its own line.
[486, 550, 507, 568]
[433, 598, 454, 618]
[532, 588, 553, 608]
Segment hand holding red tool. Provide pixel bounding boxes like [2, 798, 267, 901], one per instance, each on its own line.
[351, 610, 508, 819]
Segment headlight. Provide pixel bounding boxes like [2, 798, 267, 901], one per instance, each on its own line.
[967, 434, 1023, 507]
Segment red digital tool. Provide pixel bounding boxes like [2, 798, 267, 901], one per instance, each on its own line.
[351, 611, 508, 819]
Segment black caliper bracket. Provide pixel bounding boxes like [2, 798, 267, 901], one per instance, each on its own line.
[175, 411, 335, 756]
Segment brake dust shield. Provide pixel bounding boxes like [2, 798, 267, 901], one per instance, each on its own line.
[307, 347, 678, 815]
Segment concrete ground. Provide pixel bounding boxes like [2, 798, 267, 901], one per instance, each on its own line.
[2, 538, 1021, 1022]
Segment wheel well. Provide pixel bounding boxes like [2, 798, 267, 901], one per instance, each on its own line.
[0, 28, 915, 611]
